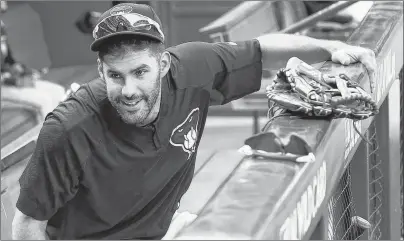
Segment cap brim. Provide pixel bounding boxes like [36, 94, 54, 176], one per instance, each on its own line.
[90, 31, 163, 52]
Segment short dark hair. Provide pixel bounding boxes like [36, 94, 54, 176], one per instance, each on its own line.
[97, 35, 165, 60]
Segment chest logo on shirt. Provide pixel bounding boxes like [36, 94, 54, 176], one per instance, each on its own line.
[169, 108, 200, 159]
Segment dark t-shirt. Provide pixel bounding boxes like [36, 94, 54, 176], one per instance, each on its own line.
[16, 40, 263, 239]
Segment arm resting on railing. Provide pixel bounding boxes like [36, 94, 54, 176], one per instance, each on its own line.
[255, 33, 376, 90]
[256, 34, 344, 70]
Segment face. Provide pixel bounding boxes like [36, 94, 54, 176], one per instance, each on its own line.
[100, 49, 162, 126]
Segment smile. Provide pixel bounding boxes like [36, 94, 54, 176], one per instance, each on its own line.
[121, 99, 141, 108]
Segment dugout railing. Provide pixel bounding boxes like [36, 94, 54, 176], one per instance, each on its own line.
[174, 1, 403, 240]
[199, 1, 360, 134]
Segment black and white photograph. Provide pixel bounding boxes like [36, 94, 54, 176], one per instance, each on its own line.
[0, 0, 403, 240]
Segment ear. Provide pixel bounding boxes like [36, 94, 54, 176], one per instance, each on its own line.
[97, 58, 105, 79]
[159, 51, 171, 78]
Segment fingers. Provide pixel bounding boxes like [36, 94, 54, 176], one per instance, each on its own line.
[331, 51, 352, 65]
[332, 47, 377, 93]
[358, 49, 377, 93]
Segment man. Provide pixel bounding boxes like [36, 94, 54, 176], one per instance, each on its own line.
[12, 3, 376, 240]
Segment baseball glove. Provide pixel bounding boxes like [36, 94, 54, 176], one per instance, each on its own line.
[266, 57, 378, 120]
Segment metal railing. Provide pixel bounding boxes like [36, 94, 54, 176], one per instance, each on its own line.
[175, 1, 403, 240]
[400, 66, 404, 239]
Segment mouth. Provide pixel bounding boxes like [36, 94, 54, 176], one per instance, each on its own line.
[120, 99, 142, 110]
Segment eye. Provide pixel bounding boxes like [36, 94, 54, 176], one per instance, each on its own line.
[134, 69, 147, 77]
[109, 73, 122, 79]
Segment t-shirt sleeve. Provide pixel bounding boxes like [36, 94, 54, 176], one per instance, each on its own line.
[16, 117, 88, 221]
[167, 39, 263, 105]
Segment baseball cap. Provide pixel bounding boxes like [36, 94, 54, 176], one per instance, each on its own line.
[90, 3, 164, 52]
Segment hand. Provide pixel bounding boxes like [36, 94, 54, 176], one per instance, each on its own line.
[331, 44, 377, 93]
[162, 211, 197, 240]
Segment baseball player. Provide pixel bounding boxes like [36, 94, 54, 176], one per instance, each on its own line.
[12, 3, 376, 240]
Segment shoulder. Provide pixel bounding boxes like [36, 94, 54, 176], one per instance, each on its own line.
[165, 42, 225, 90]
[47, 78, 107, 133]
[38, 115, 67, 145]
[166, 41, 215, 59]
[38, 79, 105, 163]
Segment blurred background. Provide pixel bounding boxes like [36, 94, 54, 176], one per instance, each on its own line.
[1, 1, 371, 81]
[1, 1, 381, 240]
[1, 0, 372, 114]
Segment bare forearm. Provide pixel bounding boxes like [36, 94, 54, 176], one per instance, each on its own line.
[256, 33, 348, 70]
[12, 223, 48, 240]
[12, 210, 49, 240]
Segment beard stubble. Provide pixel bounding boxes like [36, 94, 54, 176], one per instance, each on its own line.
[108, 72, 161, 126]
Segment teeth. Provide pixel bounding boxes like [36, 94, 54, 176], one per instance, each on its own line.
[123, 101, 139, 106]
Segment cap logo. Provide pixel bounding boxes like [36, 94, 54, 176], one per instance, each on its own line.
[110, 5, 133, 15]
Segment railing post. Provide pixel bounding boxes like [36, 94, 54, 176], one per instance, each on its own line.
[253, 110, 259, 134]
[309, 209, 328, 240]
[400, 67, 404, 239]
[375, 80, 401, 240]
[350, 138, 370, 240]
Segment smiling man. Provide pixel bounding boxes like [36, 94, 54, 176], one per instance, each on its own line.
[11, 3, 376, 240]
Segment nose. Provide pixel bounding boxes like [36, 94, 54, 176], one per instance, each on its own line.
[121, 80, 141, 99]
